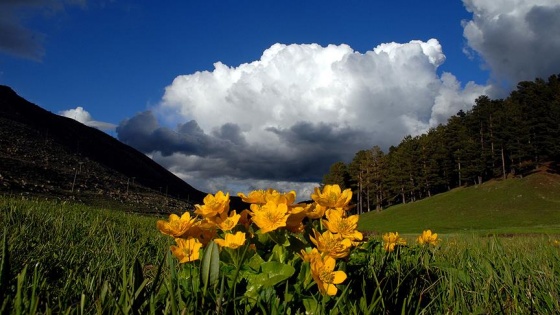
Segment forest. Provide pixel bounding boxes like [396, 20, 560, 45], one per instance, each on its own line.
[322, 74, 560, 213]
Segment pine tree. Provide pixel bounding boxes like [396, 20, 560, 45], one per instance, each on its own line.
[348, 150, 370, 214]
[319, 74, 560, 209]
[368, 146, 386, 212]
[322, 161, 351, 189]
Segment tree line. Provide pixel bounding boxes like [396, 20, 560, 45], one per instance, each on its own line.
[322, 74, 560, 214]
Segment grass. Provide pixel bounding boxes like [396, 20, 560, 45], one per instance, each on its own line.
[0, 196, 171, 313]
[358, 172, 560, 234]
[1, 188, 560, 314]
[429, 234, 560, 313]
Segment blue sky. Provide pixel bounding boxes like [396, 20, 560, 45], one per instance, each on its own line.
[1, 1, 481, 124]
[1, 0, 559, 198]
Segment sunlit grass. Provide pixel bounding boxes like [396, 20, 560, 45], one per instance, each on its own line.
[359, 173, 560, 234]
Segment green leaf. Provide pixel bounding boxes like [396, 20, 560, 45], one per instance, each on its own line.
[303, 298, 320, 315]
[268, 230, 290, 246]
[201, 240, 220, 294]
[246, 252, 266, 272]
[287, 234, 308, 253]
[271, 244, 288, 263]
[259, 261, 295, 286]
[257, 232, 272, 245]
[244, 261, 295, 303]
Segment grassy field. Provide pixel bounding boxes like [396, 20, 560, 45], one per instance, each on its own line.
[358, 172, 560, 234]
[0, 197, 171, 314]
[1, 175, 560, 314]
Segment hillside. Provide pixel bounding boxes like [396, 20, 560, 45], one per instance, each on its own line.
[0, 85, 217, 213]
[358, 171, 560, 234]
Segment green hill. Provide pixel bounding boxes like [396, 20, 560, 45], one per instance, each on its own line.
[358, 171, 560, 234]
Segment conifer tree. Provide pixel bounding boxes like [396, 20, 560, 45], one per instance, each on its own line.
[322, 161, 351, 189]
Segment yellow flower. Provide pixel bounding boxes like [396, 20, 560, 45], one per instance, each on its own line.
[300, 247, 322, 263]
[239, 189, 297, 206]
[170, 237, 202, 263]
[417, 230, 439, 246]
[383, 232, 406, 252]
[197, 228, 218, 246]
[306, 203, 327, 219]
[311, 185, 352, 210]
[185, 221, 217, 246]
[267, 190, 296, 206]
[215, 231, 246, 249]
[285, 205, 308, 233]
[211, 210, 241, 232]
[156, 212, 197, 238]
[323, 209, 363, 243]
[310, 255, 347, 296]
[238, 209, 253, 231]
[194, 191, 230, 218]
[310, 229, 352, 259]
[238, 190, 268, 204]
[250, 201, 289, 234]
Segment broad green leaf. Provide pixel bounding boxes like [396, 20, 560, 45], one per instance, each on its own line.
[201, 240, 220, 293]
[246, 252, 266, 272]
[244, 261, 296, 301]
[271, 244, 288, 263]
[260, 261, 295, 286]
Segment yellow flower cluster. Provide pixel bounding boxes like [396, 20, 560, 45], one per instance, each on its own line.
[382, 230, 440, 252]
[382, 232, 407, 252]
[157, 184, 362, 296]
[417, 229, 439, 246]
[157, 191, 244, 262]
[240, 189, 308, 233]
[302, 185, 363, 296]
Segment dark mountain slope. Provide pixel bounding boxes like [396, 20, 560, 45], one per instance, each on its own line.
[0, 85, 211, 213]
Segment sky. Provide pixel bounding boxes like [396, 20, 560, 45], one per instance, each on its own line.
[1, 0, 560, 201]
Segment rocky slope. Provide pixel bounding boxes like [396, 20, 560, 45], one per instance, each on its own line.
[0, 85, 211, 214]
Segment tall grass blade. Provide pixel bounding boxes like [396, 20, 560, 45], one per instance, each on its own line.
[0, 228, 10, 308]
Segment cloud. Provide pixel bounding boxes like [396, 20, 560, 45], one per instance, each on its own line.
[462, 0, 560, 88]
[117, 40, 488, 199]
[0, 0, 86, 60]
[59, 106, 116, 131]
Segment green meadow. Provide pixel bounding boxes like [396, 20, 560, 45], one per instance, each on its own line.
[359, 172, 560, 234]
[1, 173, 560, 314]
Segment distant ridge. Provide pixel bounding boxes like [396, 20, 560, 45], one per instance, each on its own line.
[0, 85, 213, 212]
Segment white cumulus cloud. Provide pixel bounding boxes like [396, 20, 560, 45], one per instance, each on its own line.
[117, 40, 488, 199]
[59, 106, 116, 131]
[462, 0, 560, 89]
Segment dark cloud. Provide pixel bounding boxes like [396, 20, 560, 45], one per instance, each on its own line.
[0, 0, 86, 60]
[118, 111, 218, 157]
[264, 121, 373, 181]
[212, 123, 248, 146]
[463, 0, 560, 87]
[0, 3, 44, 60]
[116, 111, 159, 153]
[117, 112, 362, 184]
[267, 121, 370, 155]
